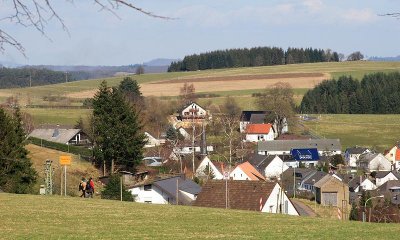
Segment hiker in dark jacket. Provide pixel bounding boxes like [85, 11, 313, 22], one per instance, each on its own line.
[79, 177, 87, 198]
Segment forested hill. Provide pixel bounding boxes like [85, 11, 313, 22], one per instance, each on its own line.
[168, 47, 339, 72]
[300, 72, 400, 114]
[0, 67, 90, 89]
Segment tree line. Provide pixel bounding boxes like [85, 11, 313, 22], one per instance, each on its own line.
[0, 67, 92, 89]
[300, 72, 400, 114]
[168, 47, 339, 72]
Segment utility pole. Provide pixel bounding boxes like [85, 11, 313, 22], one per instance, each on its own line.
[65, 72, 68, 83]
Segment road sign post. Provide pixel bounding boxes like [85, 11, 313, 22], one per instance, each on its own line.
[59, 155, 71, 196]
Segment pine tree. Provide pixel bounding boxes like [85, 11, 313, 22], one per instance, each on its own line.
[349, 201, 359, 221]
[101, 174, 133, 201]
[0, 107, 37, 193]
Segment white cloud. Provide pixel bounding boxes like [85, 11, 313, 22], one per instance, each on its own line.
[302, 0, 323, 13]
[342, 9, 378, 23]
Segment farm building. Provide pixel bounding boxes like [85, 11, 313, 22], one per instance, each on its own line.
[28, 128, 90, 145]
[257, 139, 341, 156]
[314, 175, 349, 207]
[193, 180, 299, 216]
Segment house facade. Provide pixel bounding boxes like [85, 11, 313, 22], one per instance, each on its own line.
[230, 162, 266, 181]
[247, 154, 288, 179]
[195, 156, 225, 180]
[179, 102, 208, 121]
[245, 123, 274, 142]
[345, 147, 371, 168]
[193, 180, 299, 216]
[314, 175, 349, 207]
[128, 175, 201, 205]
[357, 153, 392, 172]
[375, 171, 400, 187]
[239, 110, 288, 136]
[257, 139, 342, 156]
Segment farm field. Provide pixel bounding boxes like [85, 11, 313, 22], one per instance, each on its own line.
[0, 193, 399, 240]
[300, 114, 400, 152]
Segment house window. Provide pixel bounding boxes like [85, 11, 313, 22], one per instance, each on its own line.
[144, 201, 152, 204]
[144, 185, 152, 191]
[269, 205, 273, 213]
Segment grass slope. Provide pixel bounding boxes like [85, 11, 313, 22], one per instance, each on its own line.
[301, 114, 400, 151]
[27, 144, 100, 196]
[0, 193, 399, 239]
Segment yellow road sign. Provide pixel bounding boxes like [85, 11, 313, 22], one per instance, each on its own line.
[59, 155, 72, 165]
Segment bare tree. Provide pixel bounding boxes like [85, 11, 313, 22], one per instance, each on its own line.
[179, 82, 197, 106]
[1, 1, 173, 55]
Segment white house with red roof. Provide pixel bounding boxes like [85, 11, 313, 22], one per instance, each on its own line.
[385, 144, 400, 169]
[245, 123, 275, 142]
[230, 162, 266, 181]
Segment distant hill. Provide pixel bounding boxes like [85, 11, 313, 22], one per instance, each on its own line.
[143, 58, 180, 67]
[369, 56, 400, 61]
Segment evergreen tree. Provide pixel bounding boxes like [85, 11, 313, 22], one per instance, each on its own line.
[0, 107, 37, 193]
[91, 81, 146, 174]
[349, 201, 359, 221]
[101, 174, 133, 201]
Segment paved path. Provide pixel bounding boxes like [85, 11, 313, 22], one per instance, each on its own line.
[291, 199, 317, 217]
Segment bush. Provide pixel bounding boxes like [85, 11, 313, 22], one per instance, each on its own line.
[101, 174, 133, 201]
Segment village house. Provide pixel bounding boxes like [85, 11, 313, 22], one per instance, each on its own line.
[230, 161, 266, 181]
[239, 110, 288, 137]
[374, 180, 400, 205]
[144, 132, 165, 148]
[299, 170, 328, 193]
[347, 176, 376, 192]
[357, 153, 392, 172]
[28, 128, 90, 145]
[314, 174, 349, 207]
[384, 144, 400, 169]
[195, 156, 226, 180]
[178, 102, 208, 122]
[244, 123, 275, 142]
[257, 139, 342, 156]
[193, 180, 299, 215]
[375, 171, 400, 187]
[345, 146, 372, 168]
[128, 175, 201, 205]
[247, 154, 288, 179]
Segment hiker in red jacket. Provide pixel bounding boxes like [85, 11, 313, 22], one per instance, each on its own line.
[88, 177, 95, 198]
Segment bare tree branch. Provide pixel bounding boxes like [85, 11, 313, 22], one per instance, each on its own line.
[379, 13, 400, 19]
[0, 0, 174, 56]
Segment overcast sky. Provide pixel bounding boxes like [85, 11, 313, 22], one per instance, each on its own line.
[0, 0, 399, 66]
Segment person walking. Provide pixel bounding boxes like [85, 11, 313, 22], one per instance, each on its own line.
[88, 177, 95, 198]
[79, 177, 87, 198]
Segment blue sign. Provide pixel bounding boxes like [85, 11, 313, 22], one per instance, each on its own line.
[291, 148, 319, 161]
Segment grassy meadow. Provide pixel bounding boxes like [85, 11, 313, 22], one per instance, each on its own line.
[1, 193, 399, 239]
[300, 114, 400, 152]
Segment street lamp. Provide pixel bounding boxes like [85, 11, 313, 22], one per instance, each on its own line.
[363, 195, 384, 222]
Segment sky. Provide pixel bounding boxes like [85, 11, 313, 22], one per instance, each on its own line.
[0, 0, 400, 66]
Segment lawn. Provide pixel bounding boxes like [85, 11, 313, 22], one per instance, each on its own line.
[0, 193, 399, 239]
[24, 108, 92, 126]
[300, 114, 400, 152]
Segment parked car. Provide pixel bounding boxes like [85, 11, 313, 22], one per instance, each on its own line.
[143, 157, 163, 167]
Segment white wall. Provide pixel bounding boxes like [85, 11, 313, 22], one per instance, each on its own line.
[129, 185, 173, 204]
[262, 183, 299, 216]
[358, 179, 376, 192]
[230, 167, 251, 180]
[376, 173, 398, 187]
[385, 146, 397, 164]
[369, 154, 392, 172]
[195, 157, 224, 180]
[264, 156, 289, 179]
[245, 131, 274, 142]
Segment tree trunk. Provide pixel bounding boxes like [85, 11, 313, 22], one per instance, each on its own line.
[103, 160, 106, 176]
[111, 159, 115, 174]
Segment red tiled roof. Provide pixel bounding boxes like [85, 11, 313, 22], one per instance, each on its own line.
[236, 161, 266, 181]
[246, 124, 272, 134]
[396, 149, 400, 161]
[193, 180, 276, 211]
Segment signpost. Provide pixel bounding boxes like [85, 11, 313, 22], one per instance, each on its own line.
[59, 155, 71, 196]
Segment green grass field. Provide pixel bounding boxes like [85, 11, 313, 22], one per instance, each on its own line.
[0, 193, 399, 239]
[301, 114, 400, 151]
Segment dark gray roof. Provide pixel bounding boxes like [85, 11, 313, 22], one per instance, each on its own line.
[358, 153, 381, 163]
[258, 139, 342, 152]
[348, 176, 368, 190]
[376, 180, 400, 192]
[247, 153, 276, 173]
[345, 147, 370, 154]
[28, 128, 81, 144]
[241, 111, 272, 122]
[249, 114, 267, 124]
[153, 176, 201, 197]
[283, 168, 314, 180]
[375, 171, 400, 179]
[303, 171, 328, 185]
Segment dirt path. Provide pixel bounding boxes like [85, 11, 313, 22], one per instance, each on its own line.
[291, 199, 317, 217]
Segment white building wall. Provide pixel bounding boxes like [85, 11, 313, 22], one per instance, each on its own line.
[262, 183, 299, 216]
[195, 157, 224, 180]
[230, 168, 251, 180]
[245, 131, 274, 142]
[376, 173, 399, 187]
[129, 185, 172, 204]
[264, 156, 289, 179]
[369, 155, 392, 172]
[358, 179, 376, 192]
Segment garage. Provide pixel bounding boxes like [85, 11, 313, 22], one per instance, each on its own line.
[322, 192, 337, 206]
